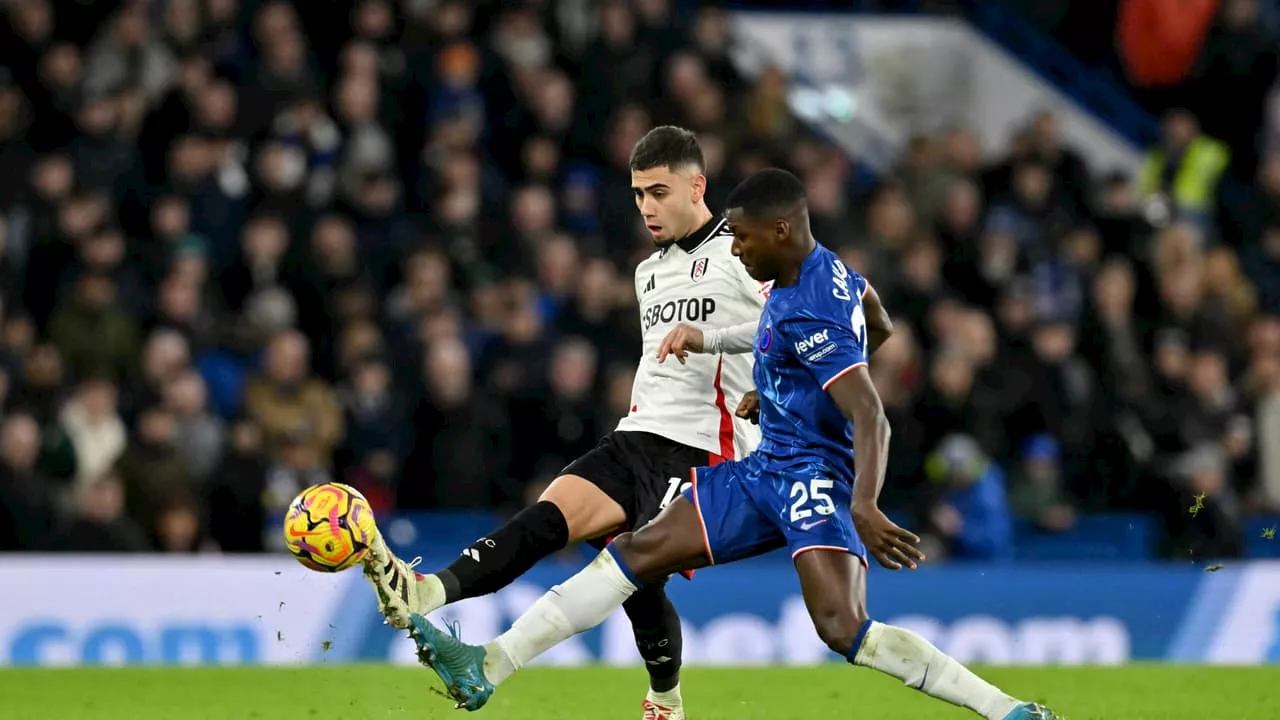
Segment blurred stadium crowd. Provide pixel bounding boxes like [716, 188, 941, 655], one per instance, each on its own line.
[0, 0, 1276, 563]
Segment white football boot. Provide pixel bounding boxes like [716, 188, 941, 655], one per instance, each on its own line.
[361, 531, 446, 628]
[642, 686, 686, 720]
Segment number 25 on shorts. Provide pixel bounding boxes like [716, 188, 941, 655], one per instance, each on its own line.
[789, 479, 836, 522]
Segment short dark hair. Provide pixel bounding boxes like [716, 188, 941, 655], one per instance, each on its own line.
[725, 168, 807, 218]
[629, 126, 704, 172]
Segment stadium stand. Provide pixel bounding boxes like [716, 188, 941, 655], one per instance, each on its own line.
[0, 0, 1277, 567]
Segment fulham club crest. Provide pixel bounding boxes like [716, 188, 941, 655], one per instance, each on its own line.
[690, 257, 709, 281]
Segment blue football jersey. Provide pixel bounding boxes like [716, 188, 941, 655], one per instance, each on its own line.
[752, 244, 869, 483]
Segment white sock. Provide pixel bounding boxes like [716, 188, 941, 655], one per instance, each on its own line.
[853, 621, 1021, 720]
[646, 683, 683, 707]
[420, 574, 447, 613]
[369, 534, 448, 614]
[483, 550, 638, 685]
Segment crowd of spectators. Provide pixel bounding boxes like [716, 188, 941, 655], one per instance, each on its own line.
[0, 0, 1275, 563]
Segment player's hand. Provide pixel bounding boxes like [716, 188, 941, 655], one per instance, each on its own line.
[735, 390, 760, 424]
[657, 323, 705, 364]
[852, 506, 924, 571]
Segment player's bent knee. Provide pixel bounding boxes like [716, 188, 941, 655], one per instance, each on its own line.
[811, 607, 868, 655]
[541, 474, 627, 541]
[610, 530, 664, 582]
[611, 496, 707, 582]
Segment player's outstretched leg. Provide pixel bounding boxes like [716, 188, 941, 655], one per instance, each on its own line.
[407, 496, 711, 711]
[794, 549, 1061, 720]
[363, 475, 626, 628]
[623, 582, 686, 719]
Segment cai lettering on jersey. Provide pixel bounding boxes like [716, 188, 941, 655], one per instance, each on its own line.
[751, 244, 870, 482]
[618, 217, 767, 459]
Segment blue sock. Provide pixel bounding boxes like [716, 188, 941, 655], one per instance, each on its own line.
[844, 619, 874, 664]
[605, 543, 642, 586]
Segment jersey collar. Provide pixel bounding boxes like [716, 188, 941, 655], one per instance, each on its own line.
[667, 216, 726, 255]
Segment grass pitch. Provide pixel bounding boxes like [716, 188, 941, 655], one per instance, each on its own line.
[0, 665, 1274, 719]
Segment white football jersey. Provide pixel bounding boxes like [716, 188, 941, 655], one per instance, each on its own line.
[616, 217, 770, 460]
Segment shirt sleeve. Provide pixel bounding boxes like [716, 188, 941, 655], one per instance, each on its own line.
[705, 320, 757, 354]
[702, 247, 768, 354]
[778, 306, 869, 392]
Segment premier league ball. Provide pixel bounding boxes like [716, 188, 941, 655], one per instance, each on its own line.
[283, 482, 376, 572]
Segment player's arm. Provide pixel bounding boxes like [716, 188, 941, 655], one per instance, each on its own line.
[704, 320, 757, 354]
[826, 369, 924, 570]
[657, 320, 757, 363]
[658, 255, 768, 363]
[826, 368, 889, 505]
[861, 283, 893, 355]
[719, 253, 770, 354]
[783, 310, 922, 570]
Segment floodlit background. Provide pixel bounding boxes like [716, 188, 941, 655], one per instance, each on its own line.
[0, 0, 1279, 673]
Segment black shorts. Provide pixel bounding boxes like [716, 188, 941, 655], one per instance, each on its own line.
[560, 430, 725, 545]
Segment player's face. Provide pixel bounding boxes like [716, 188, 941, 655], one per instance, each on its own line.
[632, 164, 706, 244]
[726, 207, 783, 281]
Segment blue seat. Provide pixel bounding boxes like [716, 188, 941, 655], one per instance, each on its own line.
[195, 350, 250, 420]
[390, 511, 506, 558]
[1244, 516, 1280, 558]
[1013, 513, 1158, 560]
[388, 511, 603, 570]
[389, 511, 1167, 565]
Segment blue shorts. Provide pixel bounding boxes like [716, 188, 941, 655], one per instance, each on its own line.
[682, 458, 868, 565]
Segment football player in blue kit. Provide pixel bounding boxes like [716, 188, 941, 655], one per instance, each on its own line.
[405, 168, 1061, 720]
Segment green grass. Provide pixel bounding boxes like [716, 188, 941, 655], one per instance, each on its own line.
[0, 665, 1275, 719]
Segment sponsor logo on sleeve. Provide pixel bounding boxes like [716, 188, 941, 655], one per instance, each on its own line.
[795, 329, 837, 362]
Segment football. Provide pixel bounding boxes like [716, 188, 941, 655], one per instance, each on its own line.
[283, 482, 377, 572]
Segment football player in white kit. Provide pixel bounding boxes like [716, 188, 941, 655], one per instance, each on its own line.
[362, 126, 765, 720]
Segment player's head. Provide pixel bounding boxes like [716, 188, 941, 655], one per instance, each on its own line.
[724, 168, 811, 282]
[629, 125, 708, 245]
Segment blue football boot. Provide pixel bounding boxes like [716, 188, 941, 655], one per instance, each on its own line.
[407, 613, 495, 711]
[1002, 702, 1062, 719]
